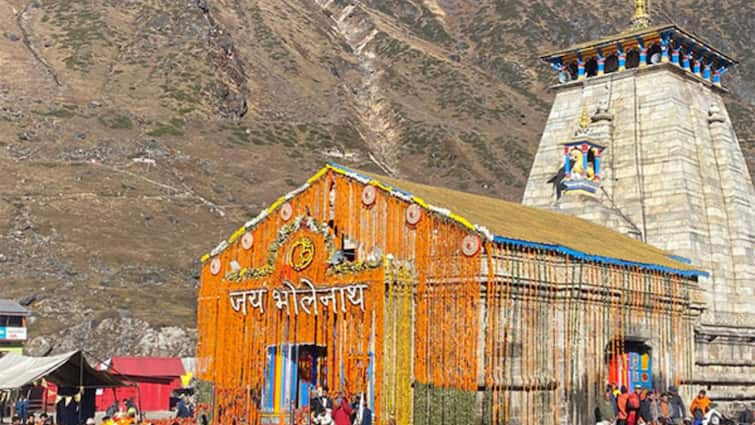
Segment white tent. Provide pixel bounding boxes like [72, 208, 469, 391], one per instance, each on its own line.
[0, 351, 123, 389]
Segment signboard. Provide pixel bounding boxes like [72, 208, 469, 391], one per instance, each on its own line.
[0, 327, 27, 341]
[627, 352, 652, 389]
[229, 278, 367, 316]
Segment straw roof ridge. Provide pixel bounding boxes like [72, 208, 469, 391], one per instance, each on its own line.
[201, 163, 706, 279]
[329, 163, 705, 278]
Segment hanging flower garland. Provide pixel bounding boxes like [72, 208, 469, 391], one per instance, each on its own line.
[201, 163, 495, 265]
[326, 256, 383, 275]
[225, 215, 335, 282]
[224, 214, 384, 281]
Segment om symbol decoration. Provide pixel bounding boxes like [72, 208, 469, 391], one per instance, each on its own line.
[288, 237, 315, 271]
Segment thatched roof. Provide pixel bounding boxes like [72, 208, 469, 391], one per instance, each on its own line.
[336, 165, 703, 277]
[202, 163, 705, 278]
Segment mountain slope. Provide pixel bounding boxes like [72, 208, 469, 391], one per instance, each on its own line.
[0, 0, 752, 356]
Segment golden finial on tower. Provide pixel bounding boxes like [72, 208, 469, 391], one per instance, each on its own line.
[579, 104, 590, 129]
[630, 0, 651, 29]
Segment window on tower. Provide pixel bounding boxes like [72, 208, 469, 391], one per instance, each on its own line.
[566, 62, 579, 80]
[626, 50, 640, 69]
[605, 55, 619, 73]
[647, 44, 662, 64]
[586, 58, 598, 77]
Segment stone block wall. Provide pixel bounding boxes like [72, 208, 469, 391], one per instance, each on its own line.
[522, 63, 755, 412]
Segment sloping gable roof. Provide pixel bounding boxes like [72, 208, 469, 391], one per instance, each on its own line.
[202, 163, 705, 278]
[0, 299, 30, 316]
[541, 24, 737, 65]
[0, 351, 123, 390]
[352, 167, 701, 274]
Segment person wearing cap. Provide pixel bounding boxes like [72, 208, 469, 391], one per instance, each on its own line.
[627, 385, 642, 425]
[689, 390, 710, 425]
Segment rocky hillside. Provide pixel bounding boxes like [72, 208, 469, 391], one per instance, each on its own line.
[1, 0, 753, 358]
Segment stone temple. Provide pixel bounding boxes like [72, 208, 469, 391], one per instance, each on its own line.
[524, 0, 754, 410]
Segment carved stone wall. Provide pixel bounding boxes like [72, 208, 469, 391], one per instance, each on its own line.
[523, 63, 755, 411]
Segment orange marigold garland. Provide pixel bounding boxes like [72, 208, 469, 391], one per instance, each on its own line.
[196, 168, 697, 425]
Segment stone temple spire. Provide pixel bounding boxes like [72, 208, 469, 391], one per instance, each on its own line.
[530, 0, 754, 410]
[630, 0, 650, 29]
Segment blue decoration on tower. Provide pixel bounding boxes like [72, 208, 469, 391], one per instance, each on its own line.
[540, 15, 737, 87]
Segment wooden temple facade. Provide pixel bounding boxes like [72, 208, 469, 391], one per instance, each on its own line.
[196, 163, 705, 425]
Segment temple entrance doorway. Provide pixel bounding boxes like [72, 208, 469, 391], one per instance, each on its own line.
[606, 339, 653, 389]
[262, 344, 328, 417]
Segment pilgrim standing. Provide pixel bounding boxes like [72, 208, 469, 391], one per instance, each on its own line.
[668, 387, 686, 425]
[617, 386, 630, 425]
[689, 390, 710, 425]
[176, 395, 192, 418]
[597, 387, 617, 425]
[310, 387, 334, 425]
[15, 396, 29, 422]
[331, 391, 352, 425]
[627, 385, 642, 425]
[352, 394, 372, 425]
[639, 389, 653, 425]
[658, 393, 670, 425]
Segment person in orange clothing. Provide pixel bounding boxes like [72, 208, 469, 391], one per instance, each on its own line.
[116, 411, 137, 425]
[617, 386, 630, 425]
[627, 385, 642, 425]
[689, 390, 711, 425]
[659, 393, 670, 425]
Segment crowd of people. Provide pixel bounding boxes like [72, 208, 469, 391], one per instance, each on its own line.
[2, 395, 200, 425]
[4, 382, 751, 425]
[308, 387, 372, 425]
[9, 408, 137, 425]
[104, 398, 140, 423]
[596, 385, 720, 425]
[8, 412, 53, 425]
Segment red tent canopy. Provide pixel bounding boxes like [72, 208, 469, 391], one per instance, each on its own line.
[96, 357, 185, 413]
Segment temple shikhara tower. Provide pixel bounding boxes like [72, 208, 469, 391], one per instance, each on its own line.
[524, 0, 755, 406]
